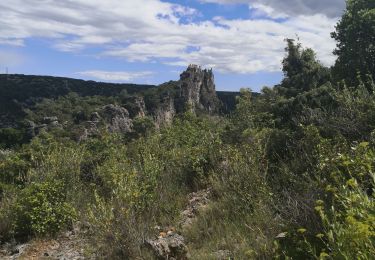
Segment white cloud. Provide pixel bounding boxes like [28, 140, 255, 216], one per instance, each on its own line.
[249, 3, 288, 19]
[0, 39, 24, 47]
[77, 70, 153, 82]
[200, 0, 345, 18]
[0, 0, 341, 74]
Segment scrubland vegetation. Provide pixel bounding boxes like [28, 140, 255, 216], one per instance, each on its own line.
[0, 0, 374, 259]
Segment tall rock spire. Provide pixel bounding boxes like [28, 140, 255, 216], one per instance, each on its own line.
[179, 64, 219, 113]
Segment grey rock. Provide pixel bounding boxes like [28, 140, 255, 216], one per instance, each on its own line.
[80, 105, 133, 140]
[212, 250, 233, 260]
[90, 112, 100, 122]
[179, 64, 219, 113]
[42, 116, 58, 124]
[180, 188, 211, 228]
[78, 113, 101, 141]
[0, 243, 30, 259]
[152, 64, 219, 127]
[35, 124, 48, 132]
[101, 104, 133, 133]
[146, 232, 187, 260]
[25, 117, 61, 138]
[154, 95, 176, 128]
[25, 120, 37, 138]
[134, 96, 146, 118]
[49, 120, 61, 127]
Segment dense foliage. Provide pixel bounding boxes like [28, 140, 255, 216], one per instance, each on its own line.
[0, 0, 374, 259]
[332, 0, 375, 85]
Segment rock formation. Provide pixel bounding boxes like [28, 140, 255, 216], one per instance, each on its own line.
[179, 64, 219, 113]
[26, 117, 62, 139]
[79, 105, 133, 141]
[154, 95, 176, 128]
[134, 96, 146, 118]
[151, 64, 220, 127]
[146, 231, 187, 260]
[18, 65, 221, 140]
[100, 104, 133, 133]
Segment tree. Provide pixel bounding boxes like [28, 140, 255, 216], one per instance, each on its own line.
[331, 0, 375, 86]
[277, 39, 330, 98]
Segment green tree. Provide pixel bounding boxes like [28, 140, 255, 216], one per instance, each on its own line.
[277, 39, 330, 98]
[331, 0, 375, 85]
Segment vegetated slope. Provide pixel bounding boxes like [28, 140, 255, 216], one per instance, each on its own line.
[0, 66, 242, 149]
[0, 72, 239, 128]
[0, 74, 155, 127]
[1, 1, 373, 258]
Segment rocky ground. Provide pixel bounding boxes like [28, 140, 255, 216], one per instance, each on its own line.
[0, 188, 226, 260]
[0, 223, 91, 260]
[145, 188, 212, 259]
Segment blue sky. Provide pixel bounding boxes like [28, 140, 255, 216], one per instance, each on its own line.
[0, 0, 345, 91]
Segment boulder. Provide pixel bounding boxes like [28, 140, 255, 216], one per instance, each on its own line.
[90, 112, 100, 122]
[146, 232, 187, 260]
[101, 104, 133, 133]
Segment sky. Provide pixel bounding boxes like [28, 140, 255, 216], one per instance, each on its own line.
[0, 0, 346, 91]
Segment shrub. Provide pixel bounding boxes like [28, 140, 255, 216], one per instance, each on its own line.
[0, 150, 30, 186]
[313, 142, 375, 259]
[276, 141, 375, 259]
[185, 141, 277, 259]
[13, 180, 76, 238]
[0, 190, 16, 242]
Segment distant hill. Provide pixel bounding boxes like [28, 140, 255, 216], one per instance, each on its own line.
[0, 74, 154, 109]
[0, 74, 155, 127]
[0, 73, 240, 127]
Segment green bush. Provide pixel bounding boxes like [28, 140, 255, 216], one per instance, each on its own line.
[0, 150, 30, 186]
[13, 180, 76, 237]
[186, 141, 277, 259]
[313, 142, 375, 259]
[0, 190, 15, 242]
[275, 141, 375, 259]
[0, 128, 26, 149]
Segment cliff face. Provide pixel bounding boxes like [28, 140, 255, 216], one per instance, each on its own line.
[146, 65, 220, 128]
[151, 64, 220, 127]
[154, 95, 176, 128]
[179, 65, 219, 113]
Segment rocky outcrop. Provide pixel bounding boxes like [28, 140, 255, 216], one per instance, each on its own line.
[0, 222, 92, 260]
[100, 104, 133, 133]
[150, 65, 220, 127]
[122, 96, 147, 118]
[79, 112, 101, 141]
[146, 231, 187, 260]
[212, 250, 233, 260]
[26, 117, 62, 139]
[180, 188, 212, 228]
[146, 188, 212, 259]
[179, 64, 219, 113]
[42, 116, 58, 125]
[154, 96, 176, 128]
[79, 105, 133, 141]
[134, 96, 146, 118]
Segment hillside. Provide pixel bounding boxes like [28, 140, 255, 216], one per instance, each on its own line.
[0, 1, 374, 259]
[0, 72, 239, 130]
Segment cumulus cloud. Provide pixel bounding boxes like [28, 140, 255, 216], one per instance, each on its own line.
[0, 0, 341, 74]
[200, 0, 345, 18]
[77, 70, 154, 82]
